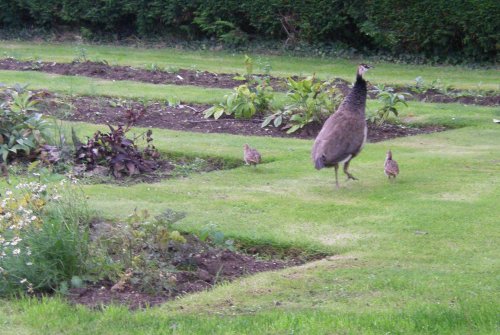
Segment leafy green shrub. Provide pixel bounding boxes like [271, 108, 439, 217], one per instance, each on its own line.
[205, 54, 274, 120]
[369, 85, 411, 124]
[0, 84, 52, 163]
[0, 178, 93, 295]
[262, 76, 343, 133]
[204, 83, 274, 120]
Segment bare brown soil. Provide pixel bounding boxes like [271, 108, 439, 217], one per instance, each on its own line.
[2, 58, 499, 106]
[38, 93, 447, 143]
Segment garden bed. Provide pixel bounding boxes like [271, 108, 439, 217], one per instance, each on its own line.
[38, 92, 447, 143]
[0, 58, 287, 91]
[67, 220, 322, 310]
[2, 58, 498, 106]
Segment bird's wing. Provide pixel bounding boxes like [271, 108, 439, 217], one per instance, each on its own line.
[245, 150, 261, 164]
[385, 160, 399, 175]
[312, 113, 366, 165]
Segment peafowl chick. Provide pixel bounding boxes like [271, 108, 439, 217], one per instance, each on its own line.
[384, 150, 399, 180]
[243, 144, 261, 167]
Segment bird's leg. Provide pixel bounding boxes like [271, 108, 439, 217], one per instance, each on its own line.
[343, 160, 358, 181]
[334, 163, 339, 188]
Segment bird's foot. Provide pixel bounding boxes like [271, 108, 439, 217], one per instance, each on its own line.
[345, 173, 358, 181]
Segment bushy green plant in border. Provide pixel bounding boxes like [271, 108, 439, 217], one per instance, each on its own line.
[203, 83, 274, 120]
[204, 54, 274, 120]
[368, 84, 411, 124]
[262, 76, 343, 133]
[0, 84, 52, 163]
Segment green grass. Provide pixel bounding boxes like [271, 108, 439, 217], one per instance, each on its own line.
[1, 109, 499, 334]
[0, 43, 499, 334]
[0, 69, 231, 104]
[1, 296, 497, 334]
[1, 41, 499, 90]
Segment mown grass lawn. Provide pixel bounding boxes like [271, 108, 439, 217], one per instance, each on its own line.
[0, 42, 499, 334]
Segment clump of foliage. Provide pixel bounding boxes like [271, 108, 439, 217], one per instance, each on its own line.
[0, 84, 52, 163]
[410, 76, 453, 95]
[90, 208, 189, 293]
[204, 55, 274, 120]
[0, 178, 93, 296]
[74, 109, 160, 178]
[368, 84, 411, 124]
[193, 11, 248, 46]
[232, 55, 255, 82]
[263, 76, 343, 133]
[144, 63, 163, 72]
[198, 222, 235, 251]
[203, 81, 274, 120]
[73, 46, 88, 63]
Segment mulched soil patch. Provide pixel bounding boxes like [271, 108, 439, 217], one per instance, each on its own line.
[67, 228, 317, 310]
[38, 92, 447, 143]
[2, 58, 498, 106]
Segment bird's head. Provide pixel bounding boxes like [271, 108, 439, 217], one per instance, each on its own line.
[357, 64, 373, 77]
[386, 150, 393, 159]
[243, 144, 250, 150]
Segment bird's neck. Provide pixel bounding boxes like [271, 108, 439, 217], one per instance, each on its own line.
[345, 76, 367, 109]
[355, 73, 366, 86]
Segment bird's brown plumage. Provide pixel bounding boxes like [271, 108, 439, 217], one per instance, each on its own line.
[243, 144, 261, 166]
[384, 150, 399, 179]
[311, 64, 371, 187]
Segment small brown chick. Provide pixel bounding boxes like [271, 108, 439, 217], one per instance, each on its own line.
[243, 144, 261, 167]
[384, 150, 399, 180]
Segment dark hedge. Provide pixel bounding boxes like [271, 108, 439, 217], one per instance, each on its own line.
[0, 0, 498, 62]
